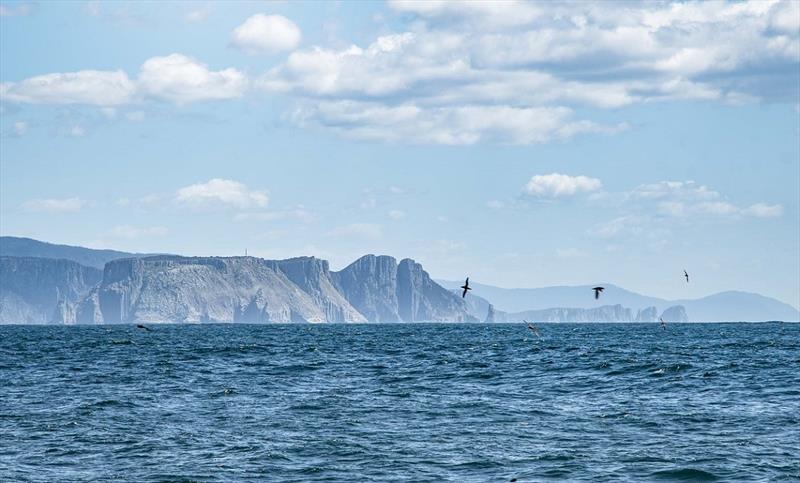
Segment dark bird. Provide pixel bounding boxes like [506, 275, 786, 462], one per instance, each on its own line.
[460, 277, 472, 298]
[525, 320, 540, 338]
[684, 270, 689, 283]
[660, 317, 667, 330]
[136, 324, 152, 332]
[592, 286, 605, 299]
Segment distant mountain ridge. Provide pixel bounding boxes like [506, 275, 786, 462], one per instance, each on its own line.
[0, 237, 796, 323]
[438, 280, 799, 322]
[0, 236, 145, 269]
[0, 241, 476, 324]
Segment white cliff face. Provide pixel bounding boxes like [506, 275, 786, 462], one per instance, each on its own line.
[333, 255, 476, 322]
[0, 256, 101, 324]
[511, 304, 635, 322]
[97, 256, 367, 324]
[660, 305, 689, 322]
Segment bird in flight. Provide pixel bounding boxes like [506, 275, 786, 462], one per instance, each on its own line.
[592, 286, 605, 299]
[684, 270, 689, 283]
[525, 320, 540, 338]
[660, 317, 666, 330]
[460, 277, 471, 298]
[136, 324, 152, 332]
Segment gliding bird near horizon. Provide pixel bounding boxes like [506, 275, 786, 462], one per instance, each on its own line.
[592, 286, 605, 300]
[684, 270, 690, 283]
[460, 277, 471, 298]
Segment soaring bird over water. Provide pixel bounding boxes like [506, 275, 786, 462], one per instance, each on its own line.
[660, 317, 666, 330]
[684, 270, 689, 283]
[136, 324, 152, 332]
[460, 277, 471, 298]
[592, 286, 605, 299]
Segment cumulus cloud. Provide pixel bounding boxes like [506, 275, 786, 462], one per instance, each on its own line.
[1, 70, 135, 106]
[231, 14, 301, 54]
[1, 54, 246, 106]
[254, 0, 798, 144]
[21, 197, 86, 213]
[524, 173, 602, 198]
[290, 101, 626, 145]
[176, 179, 268, 208]
[592, 179, 785, 238]
[138, 54, 247, 104]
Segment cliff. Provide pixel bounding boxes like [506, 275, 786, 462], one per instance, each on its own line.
[94, 256, 366, 324]
[0, 256, 102, 324]
[333, 255, 476, 322]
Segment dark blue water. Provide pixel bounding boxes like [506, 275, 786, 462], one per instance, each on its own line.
[1, 323, 798, 482]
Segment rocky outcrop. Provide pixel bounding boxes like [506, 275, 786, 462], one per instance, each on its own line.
[0, 256, 101, 324]
[510, 304, 635, 322]
[660, 305, 689, 322]
[333, 255, 476, 322]
[332, 255, 399, 321]
[636, 306, 658, 322]
[96, 256, 367, 324]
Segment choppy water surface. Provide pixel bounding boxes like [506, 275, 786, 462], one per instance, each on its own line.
[1, 323, 798, 482]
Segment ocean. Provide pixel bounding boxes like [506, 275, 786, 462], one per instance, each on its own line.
[1, 323, 798, 482]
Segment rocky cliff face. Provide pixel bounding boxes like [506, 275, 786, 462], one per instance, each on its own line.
[333, 255, 475, 322]
[0, 256, 101, 324]
[511, 304, 635, 322]
[661, 305, 689, 322]
[636, 306, 659, 322]
[96, 256, 367, 324]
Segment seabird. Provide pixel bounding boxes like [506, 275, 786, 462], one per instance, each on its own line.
[460, 277, 472, 298]
[684, 270, 689, 283]
[660, 317, 666, 330]
[525, 320, 540, 338]
[592, 286, 605, 300]
[136, 324, 152, 332]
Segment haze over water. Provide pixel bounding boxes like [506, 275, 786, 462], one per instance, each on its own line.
[1, 323, 798, 482]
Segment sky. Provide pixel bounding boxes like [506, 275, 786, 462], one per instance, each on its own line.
[0, 0, 798, 308]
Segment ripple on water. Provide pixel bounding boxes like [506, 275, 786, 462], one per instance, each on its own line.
[0, 322, 798, 482]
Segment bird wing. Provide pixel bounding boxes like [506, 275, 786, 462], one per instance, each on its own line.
[462, 287, 467, 298]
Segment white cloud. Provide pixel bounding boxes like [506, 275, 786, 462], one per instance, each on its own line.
[1, 54, 246, 106]
[388, 209, 406, 220]
[1, 70, 135, 106]
[741, 203, 783, 218]
[629, 180, 783, 219]
[22, 197, 86, 213]
[176, 179, 268, 208]
[524, 173, 602, 198]
[593, 179, 785, 238]
[109, 225, 168, 239]
[329, 223, 382, 240]
[138, 54, 247, 104]
[255, 0, 798, 144]
[291, 101, 625, 145]
[231, 14, 301, 54]
[69, 125, 86, 137]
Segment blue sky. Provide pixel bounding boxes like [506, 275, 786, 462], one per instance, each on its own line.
[1, 0, 798, 307]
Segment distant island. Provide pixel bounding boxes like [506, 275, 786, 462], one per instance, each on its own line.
[1, 237, 798, 324]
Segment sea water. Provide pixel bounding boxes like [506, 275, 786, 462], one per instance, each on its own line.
[1, 323, 798, 481]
